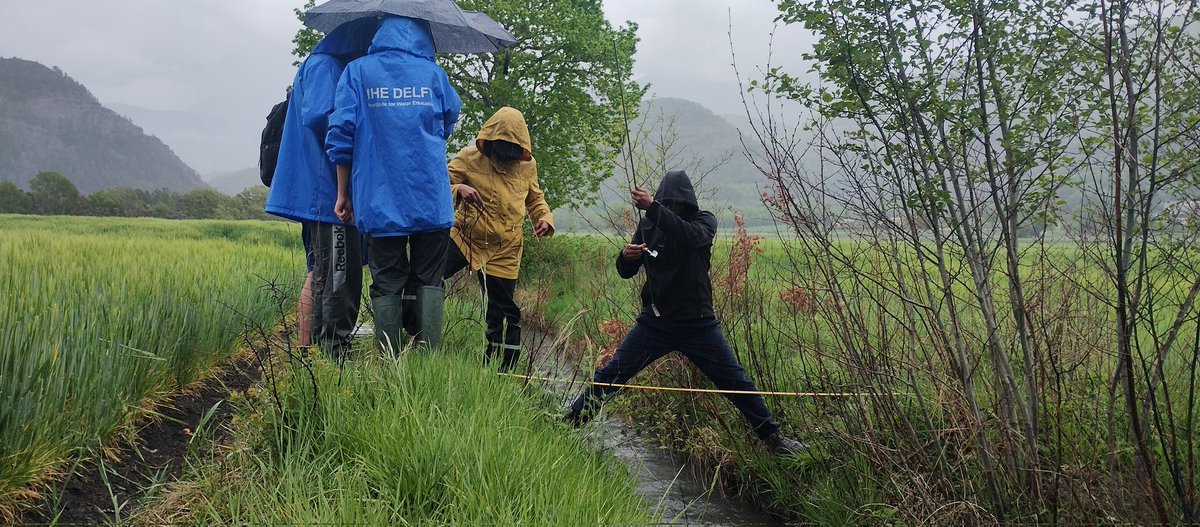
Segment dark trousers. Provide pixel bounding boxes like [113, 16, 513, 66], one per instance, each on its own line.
[305, 221, 363, 354]
[443, 244, 521, 367]
[570, 316, 781, 439]
[368, 230, 449, 298]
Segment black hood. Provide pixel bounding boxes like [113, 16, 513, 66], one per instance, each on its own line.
[653, 170, 698, 212]
[619, 168, 719, 324]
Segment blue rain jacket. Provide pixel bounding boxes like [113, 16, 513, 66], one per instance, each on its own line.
[326, 17, 462, 237]
[265, 18, 379, 224]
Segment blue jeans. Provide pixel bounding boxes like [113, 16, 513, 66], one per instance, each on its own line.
[569, 315, 780, 439]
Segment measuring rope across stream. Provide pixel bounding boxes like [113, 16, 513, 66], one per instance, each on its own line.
[498, 372, 912, 398]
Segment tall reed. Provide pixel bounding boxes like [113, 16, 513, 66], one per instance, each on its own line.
[0, 215, 301, 518]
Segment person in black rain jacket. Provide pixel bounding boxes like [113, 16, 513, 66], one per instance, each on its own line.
[566, 170, 807, 455]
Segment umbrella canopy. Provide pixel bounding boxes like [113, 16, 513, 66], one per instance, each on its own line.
[305, 0, 517, 54]
[460, 10, 518, 50]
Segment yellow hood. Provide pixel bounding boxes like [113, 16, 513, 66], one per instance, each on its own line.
[476, 107, 532, 154]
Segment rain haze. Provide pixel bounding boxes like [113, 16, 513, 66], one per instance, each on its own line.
[0, 0, 813, 176]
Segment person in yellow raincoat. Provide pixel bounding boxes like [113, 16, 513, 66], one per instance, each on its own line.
[442, 107, 553, 371]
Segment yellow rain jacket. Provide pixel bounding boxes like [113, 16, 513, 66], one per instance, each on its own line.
[449, 107, 553, 280]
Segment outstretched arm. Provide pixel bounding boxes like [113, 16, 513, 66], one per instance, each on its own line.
[630, 187, 715, 248]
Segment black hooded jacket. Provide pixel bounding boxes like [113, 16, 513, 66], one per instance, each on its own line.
[615, 171, 718, 325]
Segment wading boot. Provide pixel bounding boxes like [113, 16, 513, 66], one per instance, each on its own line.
[499, 321, 521, 373]
[415, 285, 445, 349]
[401, 286, 419, 338]
[372, 295, 403, 356]
[323, 339, 352, 364]
[564, 391, 601, 428]
[484, 321, 522, 372]
[485, 342, 501, 365]
[762, 431, 808, 457]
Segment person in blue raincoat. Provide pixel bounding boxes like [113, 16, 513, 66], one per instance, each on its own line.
[265, 18, 378, 359]
[327, 16, 462, 353]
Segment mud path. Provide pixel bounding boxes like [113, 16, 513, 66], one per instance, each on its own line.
[25, 359, 258, 526]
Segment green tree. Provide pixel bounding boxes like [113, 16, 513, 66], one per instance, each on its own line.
[215, 186, 275, 220]
[0, 181, 32, 214]
[88, 187, 149, 217]
[137, 188, 180, 219]
[28, 171, 82, 215]
[174, 189, 228, 219]
[292, 0, 643, 210]
[292, 0, 323, 67]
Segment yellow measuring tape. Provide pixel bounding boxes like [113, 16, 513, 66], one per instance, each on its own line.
[498, 372, 907, 398]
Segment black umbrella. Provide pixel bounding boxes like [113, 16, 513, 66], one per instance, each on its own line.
[304, 0, 517, 54]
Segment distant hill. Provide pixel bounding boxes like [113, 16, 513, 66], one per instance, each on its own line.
[633, 98, 767, 217]
[0, 57, 207, 193]
[110, 102, 265, 176]
[205, 166, 261, 195]
[557, 97, 774, 232]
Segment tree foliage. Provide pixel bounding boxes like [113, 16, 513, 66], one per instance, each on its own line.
[28, 171, 81, 215]
[292, 0, 644, 210]
[0, 181, 31, 214]
[1, 174, 278, 221]
[291, 0, 323, 68]
[174, 189, 229, 220]
[88, 187, 149, 217]
[737, 0, 1200, 523]
[441, 0, 643, 210]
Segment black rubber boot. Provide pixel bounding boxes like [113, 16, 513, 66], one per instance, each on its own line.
[415, 285, 445, 349]
[372, 295, 403, 356]
[401, 286, 419, 338]
[761, 431, 809, 456]
[499, 322, 521, 373]
[564, 391, 599, 428]
[485, 342, 502, 365]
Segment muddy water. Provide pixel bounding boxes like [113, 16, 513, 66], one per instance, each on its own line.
[588, 417, 784, 526]
[536, 353, 784, 526]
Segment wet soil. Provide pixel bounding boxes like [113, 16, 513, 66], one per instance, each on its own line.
[23, 359, 259, 526]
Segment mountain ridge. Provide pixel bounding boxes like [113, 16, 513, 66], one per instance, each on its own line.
[0, 57, 207, 193]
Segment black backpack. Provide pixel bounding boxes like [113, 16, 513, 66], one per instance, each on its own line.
[258, 92, 290, 187]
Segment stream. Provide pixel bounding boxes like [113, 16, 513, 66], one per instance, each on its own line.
[356, 322, 787, 526]
[589, 415, 784, 526]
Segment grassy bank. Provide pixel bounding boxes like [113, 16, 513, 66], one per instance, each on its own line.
[136, 300, 654, 526]
[519, 231, 1199, 525]
[0, 215, 302, 519]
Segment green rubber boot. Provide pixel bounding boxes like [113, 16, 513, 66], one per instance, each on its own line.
[416, 285, 445, 349]
[372, 295, 403, 356]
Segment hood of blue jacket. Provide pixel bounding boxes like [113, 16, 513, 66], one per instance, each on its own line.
[369, 16, 435, 58]
[324, 15, 462, 237]
[265, 20, 380, 224]
[313, 17, 380, 57]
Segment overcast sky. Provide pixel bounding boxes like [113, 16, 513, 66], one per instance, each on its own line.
[0, 0, 813, 174]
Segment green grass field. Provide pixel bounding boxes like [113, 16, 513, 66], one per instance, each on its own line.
[523, 231, 1199, 524]
[4, 215, 1194, 524]
[0, 216, 655, 524]
[0, 215, 303, 518]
